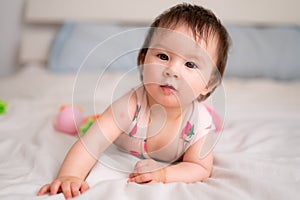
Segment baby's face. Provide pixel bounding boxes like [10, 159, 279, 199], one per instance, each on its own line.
[142, 24, 219, 108]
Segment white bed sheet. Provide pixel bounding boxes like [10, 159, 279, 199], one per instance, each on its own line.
[0, 65, 299, 200]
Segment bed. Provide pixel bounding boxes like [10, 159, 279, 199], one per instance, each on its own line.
[1, 0, 300, 199]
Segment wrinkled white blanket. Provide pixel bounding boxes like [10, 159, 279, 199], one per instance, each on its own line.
[0, 65, 299, 200]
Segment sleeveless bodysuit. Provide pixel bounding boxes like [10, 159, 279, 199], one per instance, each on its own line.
[114, 86, 215, 163]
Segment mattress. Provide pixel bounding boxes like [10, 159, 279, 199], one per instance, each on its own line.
[0, 64, 299, 199]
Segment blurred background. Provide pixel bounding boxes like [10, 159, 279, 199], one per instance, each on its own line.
[1, 0, 300, 78]
[0, 0, 23, 77]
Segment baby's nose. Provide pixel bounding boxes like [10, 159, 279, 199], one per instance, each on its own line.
[163, 67, 180, 79]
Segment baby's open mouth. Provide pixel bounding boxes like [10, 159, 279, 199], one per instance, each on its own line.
[160, 84, 176, 94]
[161, 84, 176, 90]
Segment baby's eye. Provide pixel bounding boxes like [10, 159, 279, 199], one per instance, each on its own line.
[185, 61, 197, 69]
[157, 53, 169, 61]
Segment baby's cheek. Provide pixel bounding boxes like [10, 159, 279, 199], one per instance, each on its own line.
[194, 73, 210, 94]
[182, 77, 203, 97]
[142, 69, 156, 84]
[177, 84, 197, 105]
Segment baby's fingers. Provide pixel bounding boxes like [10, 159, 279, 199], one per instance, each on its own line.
[128, 172, 139, 178]
[50, 180, 62, 195]
[37, 184, 50, 196]
[71, 182, 80, 197]
[129, 173, 152, 184]
[61, 181, 72, 199]
[80, 182, 90, 193]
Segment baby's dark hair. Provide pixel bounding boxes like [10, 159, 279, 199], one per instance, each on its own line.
[138, 3, 231, 101]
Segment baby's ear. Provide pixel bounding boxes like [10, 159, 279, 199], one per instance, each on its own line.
[201, 85, 210, 96]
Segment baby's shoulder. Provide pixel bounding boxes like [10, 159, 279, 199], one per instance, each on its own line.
[109, 88, 139, 119]
[193, 102, 213, 130]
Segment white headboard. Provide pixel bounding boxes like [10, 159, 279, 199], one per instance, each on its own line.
[20, 0, 300, 65]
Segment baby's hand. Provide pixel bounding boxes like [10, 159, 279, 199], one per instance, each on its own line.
[128, 159, 166, 184]
[37, 176, 89, 199]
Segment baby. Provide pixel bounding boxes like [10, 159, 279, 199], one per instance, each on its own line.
[38, 3, 230, 199]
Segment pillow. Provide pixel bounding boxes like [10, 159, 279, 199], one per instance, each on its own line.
[50, 23, 300, 80]
[49, 22, 148, 72]
[225, 25, 300, 80]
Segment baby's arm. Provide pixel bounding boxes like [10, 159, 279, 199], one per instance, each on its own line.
[37, 139, 95, 198]
[38, 91, 136, 198]
[128, 136, 213, 184]
[164, 136, 213, 183]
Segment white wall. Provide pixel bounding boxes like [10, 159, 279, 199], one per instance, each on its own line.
[0, 0, 24, 77]
[25, 0, 300, 24]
